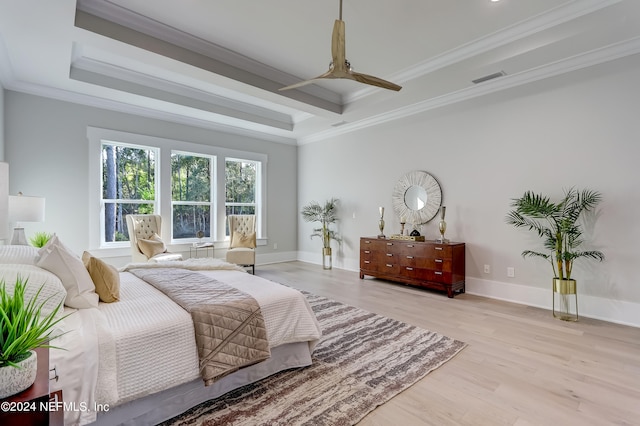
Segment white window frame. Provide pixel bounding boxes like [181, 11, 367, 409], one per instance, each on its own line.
[99, 140, 160, 248]
[224, 157, 262, 237]
[171, 150, 216, 242]
[88, 127, 268, 254]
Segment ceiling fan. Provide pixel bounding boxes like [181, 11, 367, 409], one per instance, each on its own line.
[279, 0, 402, 92]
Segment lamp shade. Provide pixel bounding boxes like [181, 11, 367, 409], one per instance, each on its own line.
[9, 194, 46, 223]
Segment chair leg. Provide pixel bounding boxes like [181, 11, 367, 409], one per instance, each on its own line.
[251, 264, 255, 275]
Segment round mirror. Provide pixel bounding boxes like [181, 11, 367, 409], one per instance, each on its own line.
[392, 171, 442, 225]
[404, 186, 428, 211]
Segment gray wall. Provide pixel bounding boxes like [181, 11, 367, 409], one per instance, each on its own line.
[4, 92, 298, 264]
[298, 54, 640, 326]
[0, 86, 5, 160]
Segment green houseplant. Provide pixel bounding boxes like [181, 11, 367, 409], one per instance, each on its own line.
[0, 277, 66, 398]
[301, 198, 342, 270]
[29, 231, 53, 248]
[506, 188, 604, 320]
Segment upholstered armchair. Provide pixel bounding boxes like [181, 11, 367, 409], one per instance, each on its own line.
[126, 214, 183, 263]
[226, 215, 256, 274]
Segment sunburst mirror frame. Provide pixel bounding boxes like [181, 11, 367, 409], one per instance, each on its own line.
[392, 170, 442, 225]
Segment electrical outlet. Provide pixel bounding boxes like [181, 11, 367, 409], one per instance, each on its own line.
[484, 264, 490, 274]
[507, 267, 515, 277]
[273, 243, 278, 250]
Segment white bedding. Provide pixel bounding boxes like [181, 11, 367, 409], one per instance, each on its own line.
[50, 267, 322, 426]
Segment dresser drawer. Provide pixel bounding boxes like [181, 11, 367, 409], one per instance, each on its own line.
[360, 238, 388, 251]
[417, 244, 451, 258]
[420, 257, 453, 272]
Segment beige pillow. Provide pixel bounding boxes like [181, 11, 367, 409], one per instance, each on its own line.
[36, 242, 99, 309]
[230, 231, 256, 249]
[82, 251, 120, 303]
[137, 233, 167, 258]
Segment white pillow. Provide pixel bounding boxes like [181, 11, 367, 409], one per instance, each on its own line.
[0, 264, 67, 321]
[38, 233, 67, 257]
[0, 245, 39, 265]
[37, 243, 99, 309]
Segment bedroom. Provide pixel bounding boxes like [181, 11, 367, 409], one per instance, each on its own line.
[1, 0, 640, 424]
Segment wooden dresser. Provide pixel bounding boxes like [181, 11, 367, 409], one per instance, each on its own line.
[359, 237, 465, 298]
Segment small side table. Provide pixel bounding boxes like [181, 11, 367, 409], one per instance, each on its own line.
[0, 347, 64, 425]
[190, 243, 214, 258]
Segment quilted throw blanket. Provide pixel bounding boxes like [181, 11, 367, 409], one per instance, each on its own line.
[128, 268, 270, 385]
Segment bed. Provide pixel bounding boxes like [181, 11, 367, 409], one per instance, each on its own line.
[0, 243, 322, 426]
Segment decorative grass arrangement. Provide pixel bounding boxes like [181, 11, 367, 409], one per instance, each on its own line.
[29, 232, 53, 248]
[0, 277, 66, 368]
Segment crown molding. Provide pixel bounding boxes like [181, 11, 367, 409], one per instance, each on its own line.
[299, 35, 640, 145]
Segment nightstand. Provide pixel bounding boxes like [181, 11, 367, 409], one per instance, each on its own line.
[0, 347, 64, 425]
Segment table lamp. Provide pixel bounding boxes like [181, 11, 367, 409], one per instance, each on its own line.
[8, 192, 45, 245]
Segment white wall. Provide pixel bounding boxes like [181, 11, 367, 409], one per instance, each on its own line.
[4, 92, 298, 265]
[298, 54, 640, 326]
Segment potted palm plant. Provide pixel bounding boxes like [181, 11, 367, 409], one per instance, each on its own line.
[0, 277, 66, 398]
[301, 198, 342, 270]
[506, 188, 604, 321]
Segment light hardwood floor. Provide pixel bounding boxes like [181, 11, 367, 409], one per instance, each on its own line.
[256, 261, 640, 426]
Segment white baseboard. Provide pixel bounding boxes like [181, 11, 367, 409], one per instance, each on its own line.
[295, 252, 640, 328]
[467, 277, 640, 327]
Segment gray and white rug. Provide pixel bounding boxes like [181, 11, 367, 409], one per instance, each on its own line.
[162, 291, 466, 425]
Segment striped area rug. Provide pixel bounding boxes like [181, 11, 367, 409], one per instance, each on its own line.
[163, 291, 466, 426]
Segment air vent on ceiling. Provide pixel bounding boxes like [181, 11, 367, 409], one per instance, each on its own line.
[472, 71, 506, 84]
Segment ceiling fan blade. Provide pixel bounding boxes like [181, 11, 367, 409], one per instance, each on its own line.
[279, 70, 334, 91]
[331, 19, 347, 72]
[350, 71, 402, 91]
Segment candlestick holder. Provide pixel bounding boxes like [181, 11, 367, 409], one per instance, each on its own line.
[438, 206, 449, 243]
[400, 221, 406, 236]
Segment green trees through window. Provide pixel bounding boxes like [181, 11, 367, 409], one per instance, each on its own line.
[100, 142, 261, 246]
[102, 143, 156, 242]
[171, 152, 212, 239]
[225, 159, 257, 235]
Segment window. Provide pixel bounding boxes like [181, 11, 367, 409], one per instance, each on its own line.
[225, 158, 258, 235]
[171, 151, 214, 240]
[89, 127, 267, 250]
[101, 142, 158, 244]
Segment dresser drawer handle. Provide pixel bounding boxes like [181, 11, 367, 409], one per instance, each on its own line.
[386, 253, 393, 257]
[386, 264, 394, 267]
[386, 242, 393, 246]
[364, 260, 370, 264]
[435, 247, 443, 251]
[406, 267, 414, 271]
[434, 271, 443, 275]
[364, 250, 371, 254]
[406, 255, 414, 259]
[364, 240, 371, 244]
[407, 244, 414, 248]
[435, 259, 443, 263]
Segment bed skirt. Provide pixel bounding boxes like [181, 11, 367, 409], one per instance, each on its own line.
[92, 341, 313, 425]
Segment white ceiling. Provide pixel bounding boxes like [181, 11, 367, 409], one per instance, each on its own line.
[1, 0, 639, 145]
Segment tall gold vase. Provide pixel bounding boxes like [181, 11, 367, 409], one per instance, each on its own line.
[322, 247, 332, 270]
[552, 278, 578, 321]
